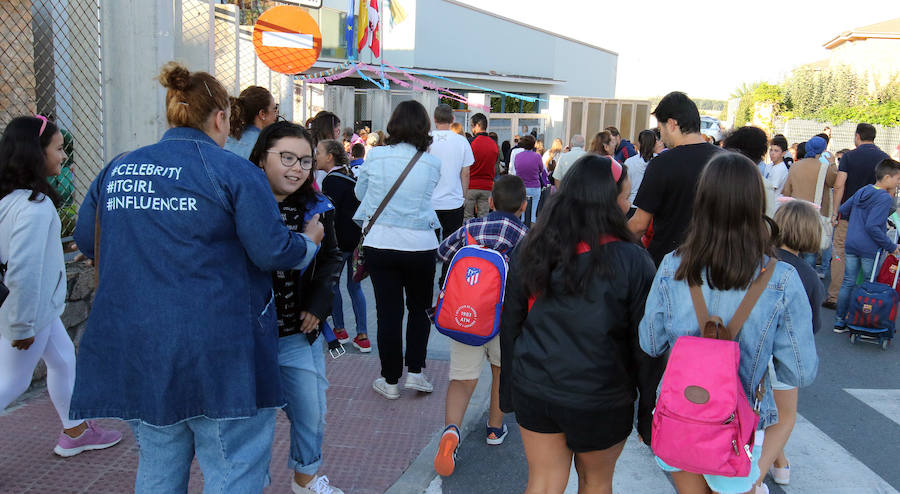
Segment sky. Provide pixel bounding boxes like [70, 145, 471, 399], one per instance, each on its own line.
[454, 0, 893, 100]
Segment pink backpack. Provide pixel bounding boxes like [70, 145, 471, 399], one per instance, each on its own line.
[651, 259, 774, 477]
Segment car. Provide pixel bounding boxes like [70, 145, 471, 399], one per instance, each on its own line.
[700, 116, 723, 144]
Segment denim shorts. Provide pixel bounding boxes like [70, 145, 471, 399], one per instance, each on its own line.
[655, 430, 764, 494]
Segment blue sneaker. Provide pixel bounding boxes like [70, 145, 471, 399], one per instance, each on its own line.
[486, 423, 508, 445]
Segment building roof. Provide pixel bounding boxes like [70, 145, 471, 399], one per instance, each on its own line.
[824, 17, 900, 49]
[440, 0, 617, 56]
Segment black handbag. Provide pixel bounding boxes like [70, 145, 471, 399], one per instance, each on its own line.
[0, 262, 8, 308]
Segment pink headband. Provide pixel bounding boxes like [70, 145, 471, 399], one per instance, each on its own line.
[610, 158, 623, 183]
[34, 114, 48, 136]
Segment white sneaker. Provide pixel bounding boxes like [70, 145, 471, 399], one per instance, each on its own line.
[292, 475, 345, 494]
[373, 377, 400, 399]
[754, 483, 769, 494]
[769, 463, 790, 485]
[404, 371, 434, 393]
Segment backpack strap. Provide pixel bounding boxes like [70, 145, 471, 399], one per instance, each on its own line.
[689, 258, 777, 341]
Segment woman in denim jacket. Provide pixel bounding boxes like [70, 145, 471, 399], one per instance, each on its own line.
[639, 152, 818, 494]
[70, 63, 322, 493]
[353, 100, 442, 399]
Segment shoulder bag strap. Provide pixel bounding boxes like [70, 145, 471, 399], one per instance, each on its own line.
[361, 151, 423, 237]
[726, 258, 777, 339]
[813, 159, 828, 212]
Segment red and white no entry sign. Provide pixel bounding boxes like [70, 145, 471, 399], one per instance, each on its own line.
[252, 6, 323, 75]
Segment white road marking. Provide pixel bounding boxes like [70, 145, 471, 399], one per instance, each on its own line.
[844, 388, 900, 428]
[781, 414, 897, 493]
[563, 432, 674, 493]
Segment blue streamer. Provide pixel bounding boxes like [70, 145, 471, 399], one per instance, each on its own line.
[400, 67, 549, 103]
[356, 63, 390, 90]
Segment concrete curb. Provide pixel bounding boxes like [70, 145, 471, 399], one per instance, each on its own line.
[385, 364, 493, 494]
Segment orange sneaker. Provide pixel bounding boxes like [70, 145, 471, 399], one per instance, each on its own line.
[434, 425, 460, 476]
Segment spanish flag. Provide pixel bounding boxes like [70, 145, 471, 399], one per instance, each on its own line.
[357, 0, 380, 58]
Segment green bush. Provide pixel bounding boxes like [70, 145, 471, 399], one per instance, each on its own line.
[731, 67, 900, 127]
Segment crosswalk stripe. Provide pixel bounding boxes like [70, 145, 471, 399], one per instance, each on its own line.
[844, 388, 900, 428]
[558, 414, 899, 494]
[563, 432, 674, 493]
[781, 414, 898, 493]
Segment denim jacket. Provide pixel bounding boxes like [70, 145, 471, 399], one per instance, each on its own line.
[639, 253, 818, 429]
[223, 125, 261, 160]
[353, 143, 441, 230]
[70, 127, 315, 426]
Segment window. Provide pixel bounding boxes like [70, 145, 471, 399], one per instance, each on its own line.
[488, 94, 541, 114]
[319, 7, 347, 59]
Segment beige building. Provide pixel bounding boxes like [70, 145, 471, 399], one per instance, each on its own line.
[823, 17, 900, 86]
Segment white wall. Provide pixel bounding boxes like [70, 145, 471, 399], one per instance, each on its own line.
[397, 0, 617, 98]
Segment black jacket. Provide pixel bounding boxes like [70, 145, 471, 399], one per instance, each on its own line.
[273, 196, 342, 343]
[322, 170, 362, 252]
[499, 241, 664, 441]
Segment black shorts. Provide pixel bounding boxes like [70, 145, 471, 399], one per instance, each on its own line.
[512, 390, 633, 453]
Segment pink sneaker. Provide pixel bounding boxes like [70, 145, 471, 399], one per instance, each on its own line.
[53, 421, 122, 457]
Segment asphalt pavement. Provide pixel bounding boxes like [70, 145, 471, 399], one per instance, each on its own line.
[430, 295, 900, 493]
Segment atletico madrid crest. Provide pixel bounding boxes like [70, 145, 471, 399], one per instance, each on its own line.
[466, 267, 481, 286]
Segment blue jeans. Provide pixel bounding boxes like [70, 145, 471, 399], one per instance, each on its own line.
[802, 252, 818, 271]
[130, 410, 276, 494]
[835, 254, 876, 327]
[332, 251, 367, 335]
[525, 187, 540, 224]
[279, 333, 328, 475]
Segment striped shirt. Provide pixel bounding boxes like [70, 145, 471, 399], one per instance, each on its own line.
[438, 211, 528, 262]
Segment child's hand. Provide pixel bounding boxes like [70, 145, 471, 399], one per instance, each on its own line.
[304, 214, 324, 245]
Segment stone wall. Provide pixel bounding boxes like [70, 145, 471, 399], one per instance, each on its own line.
[30, 261, 95, 384]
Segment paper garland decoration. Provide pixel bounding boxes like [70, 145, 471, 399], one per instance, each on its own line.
[296, 60, 544, 111]
[295, 61, 353, 81]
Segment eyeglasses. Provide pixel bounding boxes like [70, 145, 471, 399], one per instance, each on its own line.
[267, 151, 314, 170]
[34, 114, 48, 136]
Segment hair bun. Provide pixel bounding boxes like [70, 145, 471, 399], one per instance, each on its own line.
[158, 61, 191, 91]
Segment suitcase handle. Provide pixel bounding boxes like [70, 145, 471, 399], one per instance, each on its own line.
[872, 228, 900, 288]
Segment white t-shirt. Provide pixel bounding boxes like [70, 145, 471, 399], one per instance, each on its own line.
[624, 154, 650, 206]
[508, 147, 524, 176]
[763, 162, 789, 195]
[429, 130, 474, 210]
[362, 224, 439, 251]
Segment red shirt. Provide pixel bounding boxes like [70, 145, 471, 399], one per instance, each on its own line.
[469, 134, 498, 191]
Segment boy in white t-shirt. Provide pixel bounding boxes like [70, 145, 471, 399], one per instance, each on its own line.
[430, 104, 475, 284]
[765, 135, 790, 196]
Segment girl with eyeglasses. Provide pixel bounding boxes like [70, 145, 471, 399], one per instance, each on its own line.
[224, 85, 278, 159]
[0, 116, 122, 457]
[249, 121, 345, 494]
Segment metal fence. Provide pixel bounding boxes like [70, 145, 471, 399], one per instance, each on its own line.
[0, 0, 103, 237]
[774, 118, 900, 156]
